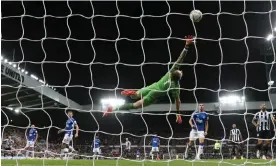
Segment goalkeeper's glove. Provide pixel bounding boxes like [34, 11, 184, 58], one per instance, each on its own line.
[185, 35, 194, 46]
[176, 114, 182, 124]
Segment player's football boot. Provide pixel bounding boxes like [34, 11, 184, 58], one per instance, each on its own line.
[103, 106, 113, 117]
[241, 156, 244, 160]
[195, 155, 201, 160]
[262, 155, 266, 160]
[121, 90, 136, 96]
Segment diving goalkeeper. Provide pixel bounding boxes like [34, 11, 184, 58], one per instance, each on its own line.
[103, 35, 194, 124]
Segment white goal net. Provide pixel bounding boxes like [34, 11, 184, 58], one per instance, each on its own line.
[1, 0, 276, 166]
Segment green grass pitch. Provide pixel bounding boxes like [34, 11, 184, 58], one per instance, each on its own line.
[1, 159, 276, 166]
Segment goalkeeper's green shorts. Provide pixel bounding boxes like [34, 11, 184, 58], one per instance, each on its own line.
[137, 83, 164, 107]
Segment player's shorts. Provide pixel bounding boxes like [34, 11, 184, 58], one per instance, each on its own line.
[93, 148, 100, 153]
[26, 141, 35, 148]
[257, 130, 272, 139]
[137, 83, 166, 106]
[229, 142, 241, 152]
[62, 133, 73, 145]
[151, 147, 159, 152]
[4, 147, 12, 151]
[189, 129, 205, 140]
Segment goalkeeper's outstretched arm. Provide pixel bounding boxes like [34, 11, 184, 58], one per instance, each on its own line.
[170, 35, 193, 72]
[175, 35, 193, 124]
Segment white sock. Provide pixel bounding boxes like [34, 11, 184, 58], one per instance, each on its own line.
[185, 143, 190, 156]
[151, 153, 154, 160]
[31, 151, 34, 158]
[197, 144, 204, 157]
[26, 151, 29, 157]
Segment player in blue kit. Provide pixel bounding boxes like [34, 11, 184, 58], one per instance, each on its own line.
[150, 136, 160, 160]
[58, 111, 79, 156]
[184, 104, 209, 160]
[92, 136, 101, 160]
[136, 149, 140, 160]
[25, 125, 38, 158]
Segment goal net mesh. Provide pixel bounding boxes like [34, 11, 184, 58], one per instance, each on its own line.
[1, 0, 276, 165]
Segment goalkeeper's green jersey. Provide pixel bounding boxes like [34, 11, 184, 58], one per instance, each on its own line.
[155, 71, 180, 100]
[149, 47, 188, 101]
[138, 47, 188, 102]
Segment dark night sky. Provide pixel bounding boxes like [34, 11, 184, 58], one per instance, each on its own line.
[2, 1, 276, 105]
[2, 1, 276, 140]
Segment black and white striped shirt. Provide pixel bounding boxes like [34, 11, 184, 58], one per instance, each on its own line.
[125, 140, 131, 150]
[229, 128, 242, 142]
[253, 111, 273, 132]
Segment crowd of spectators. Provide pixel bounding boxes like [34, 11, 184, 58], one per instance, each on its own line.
[2, 127, 276, 159]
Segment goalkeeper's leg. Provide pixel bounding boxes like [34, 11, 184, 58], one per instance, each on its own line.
[103, 92, 156, 116]
[121, 83, 158, 99]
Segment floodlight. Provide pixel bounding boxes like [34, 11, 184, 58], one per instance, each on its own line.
[7, 107, 13, 111]
[268, 80, 274, 86]
[4, 59, 8, 63]
[267, 34, 273, 41]
[13, 64, 16, 68]
[8, 62, 12, 65]
[219, 95, 245, 104]
[14, 107, 20, 113]
[101, 98, 125, 107]
[25, 71, 28, 74]
[39, 79, 45, 84]
[0, 56, 3, 60]
[241, 96, 245, 101]
[274, 27, 276, 32]
[21, 69, 25, 72]
[30, 74, 38, 80]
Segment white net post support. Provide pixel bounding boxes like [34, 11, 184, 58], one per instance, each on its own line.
[1, 0, 276, 166]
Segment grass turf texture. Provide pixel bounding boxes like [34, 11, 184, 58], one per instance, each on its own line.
[1, 159, 276, 166]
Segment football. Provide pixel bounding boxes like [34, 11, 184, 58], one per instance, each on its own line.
[190, 10, 203, 22]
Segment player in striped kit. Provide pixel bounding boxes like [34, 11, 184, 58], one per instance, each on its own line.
[2, 136, 15, 158]
[124, 138, 131, 158]
[184, 104, 209, 160]
[150, 136, 160, 160]
[92, 136, 101, 160]
[229, 124, 243, 160]
[58, 111, 79, 157]
[25, 125, 38, 158]
[252, 104, 276, 159]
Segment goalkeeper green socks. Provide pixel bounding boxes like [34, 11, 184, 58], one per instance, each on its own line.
[117, 103, 134, 110]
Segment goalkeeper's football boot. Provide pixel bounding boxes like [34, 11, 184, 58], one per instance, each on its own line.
[103, 106, 113, 117]
[121, 90, 136, 96]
